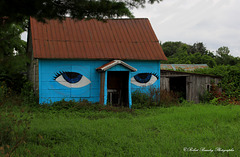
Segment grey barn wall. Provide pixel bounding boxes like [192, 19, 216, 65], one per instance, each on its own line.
[27, 31, 39, 94]
[160, 70, 221, 103]
[187, 75, 221, 103]
[28, 59, 39, 92]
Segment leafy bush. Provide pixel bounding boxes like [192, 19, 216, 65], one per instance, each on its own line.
[199, 90, 212, 103]
[195, 65, 240, 104]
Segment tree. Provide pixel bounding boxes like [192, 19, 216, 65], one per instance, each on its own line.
[161, 41, 216, 67]
[216, 46, 239, 66]
[188, 42, 208, 55]
[0, 0, 162, 24]
[0, 20, 28, 92]
[216, 46, 230, 57]
[0, 22, 27, 56]
[161, 41, 188, 57]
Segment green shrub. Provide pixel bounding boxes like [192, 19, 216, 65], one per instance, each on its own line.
[199, 90, 212, 103]
[20, 81, 38, 106]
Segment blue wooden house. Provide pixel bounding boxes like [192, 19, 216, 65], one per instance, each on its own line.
[27, 17, 167, 107]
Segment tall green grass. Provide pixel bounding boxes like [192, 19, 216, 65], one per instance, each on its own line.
[1, 103, 240, 156]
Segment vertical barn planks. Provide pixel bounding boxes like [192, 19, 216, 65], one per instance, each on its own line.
[160, 70, 221, 103]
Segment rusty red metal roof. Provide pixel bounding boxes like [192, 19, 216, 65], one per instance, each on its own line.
[29, 17, 167, 60]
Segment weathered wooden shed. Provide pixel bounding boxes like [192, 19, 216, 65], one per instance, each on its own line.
[27, 17, 167, 107]
[160, 70, 221, 103]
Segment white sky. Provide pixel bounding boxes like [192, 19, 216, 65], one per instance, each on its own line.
[132, 0, 240, 57]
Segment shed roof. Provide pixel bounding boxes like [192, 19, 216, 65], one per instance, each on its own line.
[161, 70, 222, 78]
[161, 64, 208, 71]
[29, 17, 167, 60]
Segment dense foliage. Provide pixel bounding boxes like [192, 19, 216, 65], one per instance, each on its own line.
[161, 41, 240, 67]
[161, 41, 240, 103]
[0, 20, 28, 92]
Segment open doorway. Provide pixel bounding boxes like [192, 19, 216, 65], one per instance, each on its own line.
[107, 71, 129, 107]
[169, 76, 186, 99]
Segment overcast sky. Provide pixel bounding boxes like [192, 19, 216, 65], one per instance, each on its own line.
[132, 0, 240, 57]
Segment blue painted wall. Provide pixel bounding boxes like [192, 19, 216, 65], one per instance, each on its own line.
[38, 59, 161, 105]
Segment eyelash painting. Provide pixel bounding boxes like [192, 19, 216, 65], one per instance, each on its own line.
[131, 72, 159, 87]
[54, 71, 91, 88]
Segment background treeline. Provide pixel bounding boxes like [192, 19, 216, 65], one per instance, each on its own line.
[161, 41, 240, 67]
[161, 41, 240, 103]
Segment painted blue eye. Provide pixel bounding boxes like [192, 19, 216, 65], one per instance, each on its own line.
[131, 73, 159, 87]
[54, 71, 91, 88]
[134, 73, 152, 83]
[61, 72, 82, 83]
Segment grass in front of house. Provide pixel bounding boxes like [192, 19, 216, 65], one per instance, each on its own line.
[1, 103, 240, 156]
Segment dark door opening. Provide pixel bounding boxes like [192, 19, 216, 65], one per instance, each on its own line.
[170, 76, 186, 99]
[107, 71, 129, 107]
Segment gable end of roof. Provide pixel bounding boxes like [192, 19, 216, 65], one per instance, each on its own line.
[96, 60, 137, 72]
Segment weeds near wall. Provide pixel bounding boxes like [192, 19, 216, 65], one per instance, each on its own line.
[132, 88, 179, 109]
[200, 81, 240, 105]
[40, 99, 133, 113]
[159, 90, 180, 107]
[48, 99, 101, 111]
[20, 82, 38, 106]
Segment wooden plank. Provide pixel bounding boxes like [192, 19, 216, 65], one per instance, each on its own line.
[99, 72, 105, 104]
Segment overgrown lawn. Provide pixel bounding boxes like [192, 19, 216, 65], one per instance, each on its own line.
[1, 103, 240, 156]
